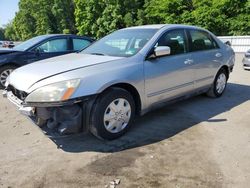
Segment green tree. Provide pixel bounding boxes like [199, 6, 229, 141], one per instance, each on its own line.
[5, 0, 250, 40]
[74, 0, 146, 38]
[191, 1, 227, 35]
[52, 0, 76, 33]
[12, 1, 37, 40]
[145, 0, 194, 24]
[95, 1, 124, 37]
[144, 0, 250, 36]
[4, 22, 17, 41]
[75, 0, 106, 38]
[214, 0, 250, 35]
[9, 0, 76, 40]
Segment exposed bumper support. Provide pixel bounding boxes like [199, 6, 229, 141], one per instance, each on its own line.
[19, 106, 35, 116]
[3, 90, 35, 116]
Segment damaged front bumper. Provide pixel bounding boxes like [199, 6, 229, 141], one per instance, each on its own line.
[3, 90, 35, 116]
[3, 89, 96, 137]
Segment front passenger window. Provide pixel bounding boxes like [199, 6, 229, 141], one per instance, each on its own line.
[156, 29, 187, 55]
[35, 39, 68, 53]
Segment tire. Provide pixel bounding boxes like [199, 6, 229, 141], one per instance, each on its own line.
[206, 68, 228, 98]
[90, 87, 135, 140]
[0, 65, 17, 89]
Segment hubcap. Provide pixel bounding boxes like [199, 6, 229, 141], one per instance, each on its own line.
[216, 73, 227, 94]
[103, 98, 131, 133]
[0, 69, 13, 86]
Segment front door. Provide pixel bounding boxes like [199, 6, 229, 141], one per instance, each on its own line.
[144, 29, 195, 106]
[31, 38, 70, 62]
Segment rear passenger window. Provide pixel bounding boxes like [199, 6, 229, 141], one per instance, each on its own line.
[156, 29, 187, 55]
[189, 30, 218, 52]
[73, 38, 91, 51]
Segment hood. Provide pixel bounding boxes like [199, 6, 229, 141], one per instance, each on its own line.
[0, 48, 21, 55]
[8, 53, 124, 91]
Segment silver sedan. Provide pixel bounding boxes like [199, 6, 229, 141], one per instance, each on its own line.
[3, 24, 235, 140]
[242, 49, 250, 70]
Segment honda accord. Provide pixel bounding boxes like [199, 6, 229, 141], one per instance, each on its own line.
[3, 24, 235, 140]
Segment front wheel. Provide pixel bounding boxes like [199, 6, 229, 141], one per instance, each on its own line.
[90, 87, 135, 140]
[206, 68, 228, 98]
[0, 65, 16, 89]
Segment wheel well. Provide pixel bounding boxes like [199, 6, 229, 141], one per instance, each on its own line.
[0, 63, 19, 69]
[220, 65, 229, 79]
[103, 83, 142, 115]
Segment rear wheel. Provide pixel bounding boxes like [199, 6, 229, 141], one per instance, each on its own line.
[0, 65, 17, 89]
[90, 87, 135, 140]
[207, 68, 228, 98]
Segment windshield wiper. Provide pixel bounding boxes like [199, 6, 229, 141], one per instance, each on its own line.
[89, 52, 106, 56]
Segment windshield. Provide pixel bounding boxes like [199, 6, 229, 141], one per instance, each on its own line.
[13, 35, 48, 51]
[82, 29, 158, 57]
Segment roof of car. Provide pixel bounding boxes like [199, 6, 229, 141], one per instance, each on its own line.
[39, 34, 85, 38]
[125, 24, 166, 29]
[34, 34, 94, 41]
[124, 24, 201, 30]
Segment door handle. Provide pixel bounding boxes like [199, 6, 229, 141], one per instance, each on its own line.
[184, 59, 194, 65]
[215, 53, 222, 58]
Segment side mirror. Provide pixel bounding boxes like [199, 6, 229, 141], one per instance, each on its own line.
[154, 46, 171, 57]
[146, 46, 171, 60]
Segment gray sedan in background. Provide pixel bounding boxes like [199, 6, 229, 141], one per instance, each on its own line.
[242, 49, 250, 70]
[3, 24, 235, 140]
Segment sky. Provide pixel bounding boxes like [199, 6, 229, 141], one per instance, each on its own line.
[0, 0, 19, 27]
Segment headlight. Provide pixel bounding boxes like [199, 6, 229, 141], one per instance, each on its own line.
[25, 79, 80, 103]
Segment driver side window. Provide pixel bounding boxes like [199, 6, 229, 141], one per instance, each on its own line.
[35, 39, 68, 53]
[156, 29, 187, 55]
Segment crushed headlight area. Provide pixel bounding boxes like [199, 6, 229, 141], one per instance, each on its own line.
[35, 104, 83, 136]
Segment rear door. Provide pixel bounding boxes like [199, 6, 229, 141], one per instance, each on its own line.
[144, 29, 195, 105]
[187, 29, 223, 89]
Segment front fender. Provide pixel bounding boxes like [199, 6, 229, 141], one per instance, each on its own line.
[71, 62, 145, 99]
